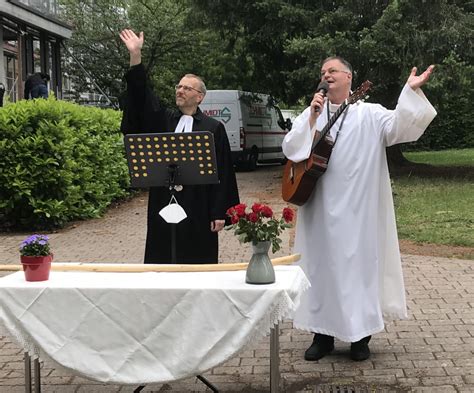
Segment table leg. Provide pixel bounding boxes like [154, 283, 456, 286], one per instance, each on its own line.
[24, 352, 32, 393]
[270, 324, 280, 393]
[33, 358, 41, 393]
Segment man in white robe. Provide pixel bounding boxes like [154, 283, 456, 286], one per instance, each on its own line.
[282, 56, 437, 361]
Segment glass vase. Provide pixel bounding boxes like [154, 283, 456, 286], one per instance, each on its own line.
[246, 241, 275, 284]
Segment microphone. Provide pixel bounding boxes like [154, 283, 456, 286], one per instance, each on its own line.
[314, 81, 329, 113]
[316, 81, 329, 95]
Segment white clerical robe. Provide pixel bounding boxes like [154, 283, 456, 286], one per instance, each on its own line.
[282, 84, 437, 342]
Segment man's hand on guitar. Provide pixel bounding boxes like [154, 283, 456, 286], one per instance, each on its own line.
[309, 92, 325, 129]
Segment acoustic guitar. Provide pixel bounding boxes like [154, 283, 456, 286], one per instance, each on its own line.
[281, 81, 372, 206]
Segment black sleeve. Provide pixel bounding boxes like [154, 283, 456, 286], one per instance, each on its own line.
[120, 63, 167, 135]
[208, 122, 239, 220]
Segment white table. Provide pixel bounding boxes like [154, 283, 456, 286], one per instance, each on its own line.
[0, 266, 309, 392]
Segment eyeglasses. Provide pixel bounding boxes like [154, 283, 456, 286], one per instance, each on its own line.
[175, 84, 202, 94]
[320, 68, 350, 78]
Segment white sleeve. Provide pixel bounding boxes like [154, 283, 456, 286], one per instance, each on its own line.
[382, 84, 437, 147]
[281, 107, 318, 163]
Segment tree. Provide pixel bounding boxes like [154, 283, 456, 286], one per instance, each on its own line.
[190, 0, 473, 156]
[189, 0, 308, 101]
[62, 0, 472, 152]
[358, 0, 473, 160]
[61, 0, 199, 106]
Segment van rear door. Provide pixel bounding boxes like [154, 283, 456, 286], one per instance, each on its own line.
[261, 105, 287, 162]
[200, 99, 241, 152]
[242, 101, 265, 160]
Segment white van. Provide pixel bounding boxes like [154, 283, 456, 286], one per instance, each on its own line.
[281, 109, 299, 123]
[200, 90, 292, 170]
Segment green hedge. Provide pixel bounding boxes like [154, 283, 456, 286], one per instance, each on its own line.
[0, 97, 129, 230]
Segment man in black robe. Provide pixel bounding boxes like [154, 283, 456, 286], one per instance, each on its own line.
[119, 29, 239, 264]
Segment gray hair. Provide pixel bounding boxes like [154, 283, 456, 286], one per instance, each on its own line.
[321, 56, 353, 73]
[184, 73, 207, 95]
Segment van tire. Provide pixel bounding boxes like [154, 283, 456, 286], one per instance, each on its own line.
[239, 147, 258, 172]
[245, 150, 258, 171]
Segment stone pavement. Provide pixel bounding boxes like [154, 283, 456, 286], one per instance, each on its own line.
[0, 165, 473, 392]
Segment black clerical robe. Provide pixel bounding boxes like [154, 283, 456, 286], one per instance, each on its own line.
[121, 64, 239, 264]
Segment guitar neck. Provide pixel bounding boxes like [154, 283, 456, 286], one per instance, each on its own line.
[309, 80, 373, 153]
[311, 100, 348, 151]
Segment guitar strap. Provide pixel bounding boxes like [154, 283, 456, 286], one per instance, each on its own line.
[327, 102, 349, 146]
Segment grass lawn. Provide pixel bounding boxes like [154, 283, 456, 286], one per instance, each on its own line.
[404, 148, 474, 166]
[394, 177, 473, 248]
[393, 148, 473, 255]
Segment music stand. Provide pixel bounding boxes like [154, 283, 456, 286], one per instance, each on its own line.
[124, 131, 221, 393]
[124, 131, 219, 264]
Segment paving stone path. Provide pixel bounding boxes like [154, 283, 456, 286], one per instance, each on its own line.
[1, 165, 473, 392]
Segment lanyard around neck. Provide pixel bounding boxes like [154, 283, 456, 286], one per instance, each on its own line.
[326, 102, 349, 145]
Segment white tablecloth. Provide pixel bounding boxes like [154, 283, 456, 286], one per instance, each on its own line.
[0, 266, 309, 384]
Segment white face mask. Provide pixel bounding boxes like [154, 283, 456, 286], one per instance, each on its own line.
[159, 195, 187, 224]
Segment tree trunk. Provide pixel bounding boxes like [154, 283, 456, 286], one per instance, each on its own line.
[386, 145, 410, 170]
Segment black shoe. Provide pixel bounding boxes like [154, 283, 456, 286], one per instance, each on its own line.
[304, 333, 334, 361]
[350, 335, 371, 361]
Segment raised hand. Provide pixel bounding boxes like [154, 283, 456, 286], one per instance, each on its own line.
[407, 65, 435, 90]
[119, 29, 144, 66]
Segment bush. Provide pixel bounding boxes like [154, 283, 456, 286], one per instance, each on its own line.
[0, 97, 130, 229]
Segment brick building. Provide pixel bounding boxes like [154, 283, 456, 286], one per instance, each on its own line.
[0, 0, 72, 101]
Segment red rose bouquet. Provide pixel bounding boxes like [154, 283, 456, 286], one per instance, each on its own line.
[226, 203, 295, 253]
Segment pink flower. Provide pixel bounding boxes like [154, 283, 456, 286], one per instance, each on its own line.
[231, 215, 240, 224]
[282, 207, 295, 223]
[252, 203, 264, 214]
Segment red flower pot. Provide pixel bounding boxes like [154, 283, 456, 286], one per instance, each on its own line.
[20, 255, 53, 282]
